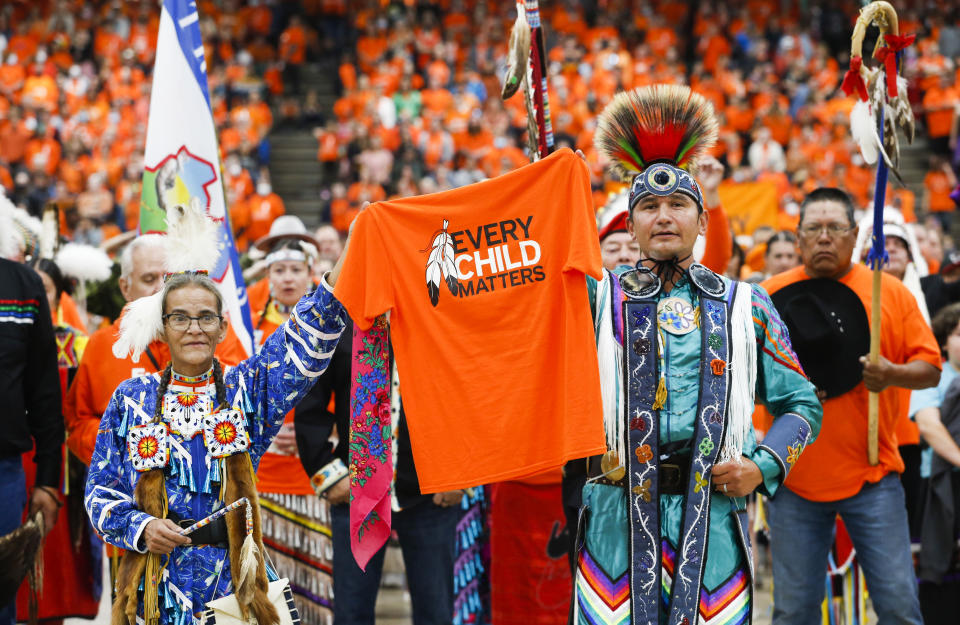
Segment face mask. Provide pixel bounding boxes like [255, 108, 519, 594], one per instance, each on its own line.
[494, 137, 507, 149]
[228, 163, 241, 176]
[257, 182, 271, 196]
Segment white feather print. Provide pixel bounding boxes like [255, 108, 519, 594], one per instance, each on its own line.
[424, 219, 460, 306]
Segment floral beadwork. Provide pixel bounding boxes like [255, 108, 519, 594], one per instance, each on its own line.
[657, 297, 697, 336]
[633, 478, 652, 502]
[202, 410, 249, 458]
[699, 439, 715, 456]
[635, 444, 653, 463]
[127, 423, 169, 472]
[631, 307, 651, 327]
[707, 332, 723, 350]
[786, 443, 803, 466]
[694, 471, 709, 493]
[705, 302, 723, 326]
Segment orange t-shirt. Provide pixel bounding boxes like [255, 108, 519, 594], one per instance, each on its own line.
[334, 149, 606, 492]
[923, 87, 958, 139]
[335, 149, 605, 493]
[925, 170, 956, 213]
[762, 264, 941, 502]
[246, 193, 286, 243]
[251, 308, 314, 495]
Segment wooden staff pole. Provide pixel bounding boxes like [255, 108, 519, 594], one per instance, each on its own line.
[868, 264, 881, 465]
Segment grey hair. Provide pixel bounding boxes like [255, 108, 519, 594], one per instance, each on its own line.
[161, 272, 223, 315]
[119, 234, 166, 279]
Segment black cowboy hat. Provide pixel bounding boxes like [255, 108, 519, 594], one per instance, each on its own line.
[770, 278, 870, 399]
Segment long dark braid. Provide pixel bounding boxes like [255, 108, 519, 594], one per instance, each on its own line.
[256, 294, 271, 330]
[153, 364, 173, 423]
[211, 358, 228, 410]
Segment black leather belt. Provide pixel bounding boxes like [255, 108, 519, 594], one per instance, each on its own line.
[588, 451, 691, 495]
[167, 510, 229, 547]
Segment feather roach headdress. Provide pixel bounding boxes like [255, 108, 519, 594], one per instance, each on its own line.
[595, 85, 718, 211]
[113, 199, 221, 362]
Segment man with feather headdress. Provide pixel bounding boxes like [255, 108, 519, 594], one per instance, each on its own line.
[577, 84, 822, 625]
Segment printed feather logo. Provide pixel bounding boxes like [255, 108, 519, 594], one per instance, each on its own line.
[424, 219, 460, 306]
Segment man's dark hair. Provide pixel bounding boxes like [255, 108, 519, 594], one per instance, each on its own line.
[932, 302, 960, 357]
[799, 188, 856, 227]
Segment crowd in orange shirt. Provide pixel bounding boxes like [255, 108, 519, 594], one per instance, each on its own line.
[2, 0, 960, 271]
[316, 0, 960, 266]
[0, 0, 324, 251]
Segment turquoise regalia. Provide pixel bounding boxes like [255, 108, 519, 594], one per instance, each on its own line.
[575, 264, 822, 625]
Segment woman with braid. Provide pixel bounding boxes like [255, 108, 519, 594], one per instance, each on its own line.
[83, 203, 349, 625]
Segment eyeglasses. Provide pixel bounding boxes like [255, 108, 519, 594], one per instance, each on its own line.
[162, 313, 223, 332]
[798, 223, 854, 239]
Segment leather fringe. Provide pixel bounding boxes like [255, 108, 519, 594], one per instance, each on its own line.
[224, 453, 279, 625]
[112, 469, 166, 625]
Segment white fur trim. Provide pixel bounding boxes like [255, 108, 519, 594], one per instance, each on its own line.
[719, 282, 757, 464]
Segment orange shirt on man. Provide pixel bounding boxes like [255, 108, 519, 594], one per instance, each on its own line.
[279, 24, 307, 65]
[246, 193, 286, 243]
[922, 86, 958, 139]
[925, 170, 956, 213]
[762, 264, 941, 502]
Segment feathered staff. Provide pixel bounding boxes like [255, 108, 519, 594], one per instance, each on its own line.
[502, 1, 554, 160]
[842, 1, 915, 466]
[424, 219, 460, 307]
[0, 511, 44, 625]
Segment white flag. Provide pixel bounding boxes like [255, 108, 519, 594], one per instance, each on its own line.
[139, 0, 254, 356]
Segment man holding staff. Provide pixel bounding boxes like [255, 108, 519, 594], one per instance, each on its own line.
[762, 188, 940, 625]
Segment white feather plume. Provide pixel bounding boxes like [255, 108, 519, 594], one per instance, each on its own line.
[0, 194, 18, 260]
[236, 532, 259, 605]
[111, 290, 164, 362]
[850, 100, 879, 165]
[39, 203, 59, 260]
[0, 190, 40, 259]
[163, 198, 220, 274]
[719, 282, 757, 464]
[55, 243, 113, 283]
[424, 219, 460, 306]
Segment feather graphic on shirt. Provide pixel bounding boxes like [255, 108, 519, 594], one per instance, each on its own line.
[424, 219, 460, 306]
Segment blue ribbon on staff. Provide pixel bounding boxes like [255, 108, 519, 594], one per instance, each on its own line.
[866, 105, 889, 270]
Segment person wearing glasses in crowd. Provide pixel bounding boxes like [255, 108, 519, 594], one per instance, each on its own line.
[83, 204, 348, 624]
[762, 188, 942, 625]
